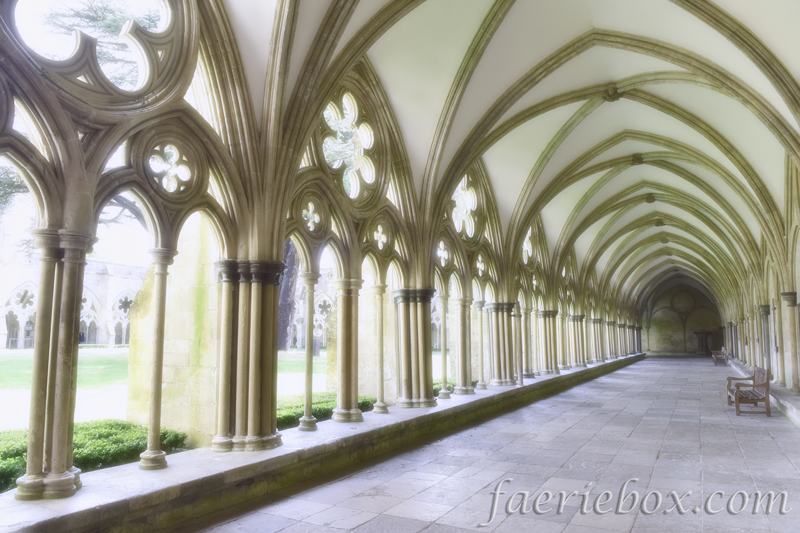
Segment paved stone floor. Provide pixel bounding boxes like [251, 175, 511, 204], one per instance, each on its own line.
[194, 358, 800, 532]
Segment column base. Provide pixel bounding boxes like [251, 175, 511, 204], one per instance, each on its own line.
[396, 398, 415, 408]
[262, 433, 283, 449]
[372, 402, 389, 414]
[332, 408, 363, 422]
[15, 473, 45, 501]
[523, 373, 536, 378]
[501, 379, 515, 386]
[211, 435, 233, 452]
[418, 398, 438, 407]
[489, 379, 504, 386]
[42, 471, 76, 499]
[453, 386, 474, 395]
[232, 436, 247, 451]
[558, 365, 570, 370]
[791, 387, 800, 395]
[298, 416, 318, 431]
[438, 389, 451, 399]
[572, 363, 587, 368]
[69, 466, 82, 490]
[475, 382, 487, 390]
[540, 369, 556, 375]
[244, 436, 264, 451]
[139, 449, 167, 470]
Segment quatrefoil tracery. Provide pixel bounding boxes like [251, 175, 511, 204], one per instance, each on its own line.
[149, 144, 192, 194]
[322, 92, 375, 200]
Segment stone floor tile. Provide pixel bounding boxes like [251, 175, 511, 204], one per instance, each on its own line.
[349, 514, 430, 533]
[385, 500, 454, 522]
[258, 498, 331, 520]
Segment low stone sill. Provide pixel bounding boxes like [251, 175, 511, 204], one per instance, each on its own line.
[0, 354, 645, 533]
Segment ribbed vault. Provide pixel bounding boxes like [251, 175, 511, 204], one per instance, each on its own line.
[223, 0, 800, 323]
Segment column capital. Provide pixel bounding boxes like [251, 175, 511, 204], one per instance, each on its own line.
[759, 304, 771, 316]
[371, 284, 388, 296]
[591, 318, 604, 324]
[413, 288, 436, 303]
[473, 300, 485, 310]
[334, 278, 363, 294]
[627, 324, 636, 330]
[541, 309, 557, 317]
[58, 230, 93, 253]
[484, 302, 500, 312]
[237, 260, 251, 282]
[30, 228, 61, 250]
[393, 288, 411, 304]
[781, 292, 797, 306]
[215, 259, 238, 281]
[149, 248, 177, 266]
[251, 261, 286, 284]
[606, 321, 616, 326]
[300, 272, 321, 285]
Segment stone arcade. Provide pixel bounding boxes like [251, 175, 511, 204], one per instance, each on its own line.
[1, 0, 800, 531]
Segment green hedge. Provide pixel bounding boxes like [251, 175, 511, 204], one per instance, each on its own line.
[433, 378, 480, 397]
[276, 392, 375, 430]
[0, 420, 186, 494]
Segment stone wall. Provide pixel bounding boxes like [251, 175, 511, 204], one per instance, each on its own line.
[645, 283, 722, 353]
[128, 213, 219, 447]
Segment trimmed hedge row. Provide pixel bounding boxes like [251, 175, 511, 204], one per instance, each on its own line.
[0, 419, 187, 493]
[276, 392, 376, 430]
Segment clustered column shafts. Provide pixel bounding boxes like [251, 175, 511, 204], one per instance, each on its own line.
[438, 293, 450, 399]
[217, 260, 285, 452]
[139, 248, 178, 470]
[373, 284, 390, 412]
[488, 304, 502, 385]
[212, 260, 237, 451]
[540, 310, 558, 374]
[298, 273, 321, 430]
[333, 279, 364, 422]
[513, 304, 523, 386]
[16, 231, 61, 500]
[392, 288, 437, 408]
[473, 300, 487, 390]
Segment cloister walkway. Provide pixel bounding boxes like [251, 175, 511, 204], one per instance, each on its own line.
[192, 358, 800, 533]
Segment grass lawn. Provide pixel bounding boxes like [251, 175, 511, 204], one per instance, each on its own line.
[277, 349, 328, 374]
[0, 349, 129, 390]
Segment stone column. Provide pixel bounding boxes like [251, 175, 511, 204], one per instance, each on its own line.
[245, 263, 265, 450]
[394, 289, 414, 406]
[738, 318, 746, 362]
[260, 262, 285, 448]
[453, 298, 473, 394]
[530, 309, 540, 375]
[522, 307, 534, 377]
[575, 315, 587, 367]
[438, 293, 450, 399]
[556, 313, 567, 370]
[371, 284, 390, 411]
[465, 299, 473, 390]
[760, 305, 771, 375]
[617, 323, 626, 358]
[474, 300, 487, 390]
[782, 293, 800, 393]
[212, 260, 237, 451]
[773, 301, 785, 386]
[333, 279, 364, 422]
[513, 304, 523, 386]
[16, 232, 60, 500]
[139, 248, 177, 470]
[232, 262, 250, 450]
[487, 304, 501, 385]
[43, 253, 63, 475]
[299, 273, 320, 430]
[503, 304, 515, 384]
[416, 289, 437, 406]
[605, 321, 614, 359]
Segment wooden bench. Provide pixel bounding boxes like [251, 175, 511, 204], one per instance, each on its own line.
[711, 347, 727, 366]
[727, 366, 770, 416]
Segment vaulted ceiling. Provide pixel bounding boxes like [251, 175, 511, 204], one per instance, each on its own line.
[223, 0, 800, 315]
